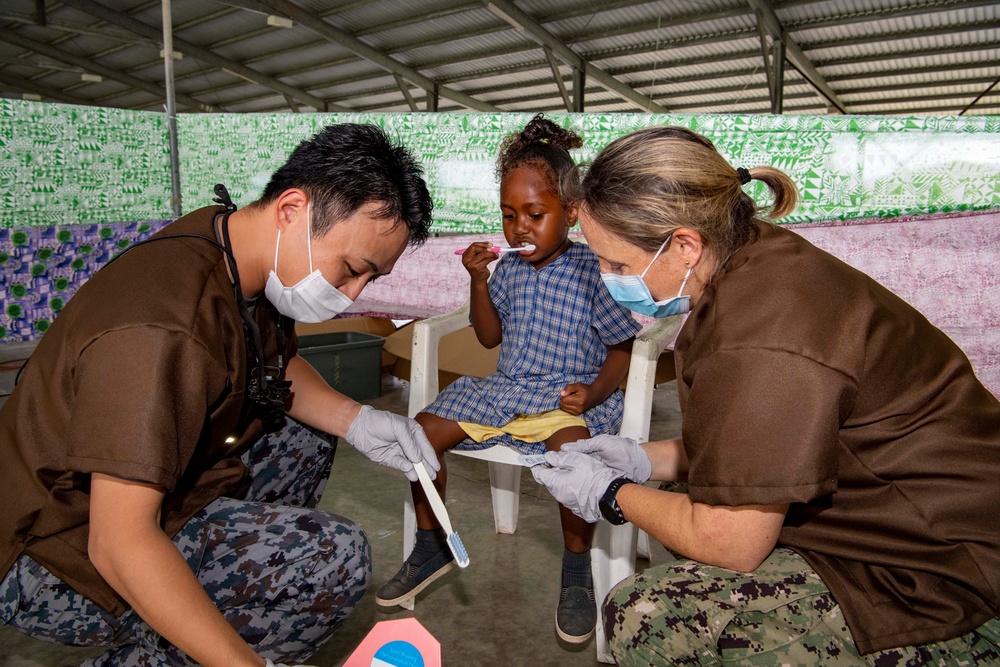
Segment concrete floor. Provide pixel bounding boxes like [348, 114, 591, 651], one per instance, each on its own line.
[0, 342, 682, 666]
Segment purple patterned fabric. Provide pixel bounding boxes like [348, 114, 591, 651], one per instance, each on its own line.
[4, 213, 997, 397]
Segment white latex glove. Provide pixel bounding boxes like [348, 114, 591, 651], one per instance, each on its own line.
[265, 660, 315, 667]
[561, 434, 652, 484]
[345, 405, 440, 482]
[531, 450, 622, 523]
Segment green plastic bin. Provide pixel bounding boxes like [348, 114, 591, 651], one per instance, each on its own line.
[297, 332, 385, 401]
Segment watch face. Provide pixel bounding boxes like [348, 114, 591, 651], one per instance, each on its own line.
[599, 497, 624, 525]
[600, 479, 629, 525]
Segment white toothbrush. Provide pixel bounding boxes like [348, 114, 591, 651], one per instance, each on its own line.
[413, 462, 470, 568]
[453, 244, 536, 255]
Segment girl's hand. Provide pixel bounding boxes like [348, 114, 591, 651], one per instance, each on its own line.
[462, 242, 498, 283]
[559, 382, 594, 415]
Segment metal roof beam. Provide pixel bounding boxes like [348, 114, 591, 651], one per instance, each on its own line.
[0, 29, 216, 111]
[787, 0, 999, 31]
[0, 70, 94, 105]
[214, 0, 498, 111]
[745, 0, 846, 113]
[58, 0, 346, 112]
[0, 10, 156, 44]
[393, 74, 418, 112]
[482, 0, 666, 113]
[543, 46, 573, 112]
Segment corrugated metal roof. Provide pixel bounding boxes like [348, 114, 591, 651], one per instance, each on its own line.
[1, 0, 997, 116]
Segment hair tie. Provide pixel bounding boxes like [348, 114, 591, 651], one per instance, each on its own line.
[538, 138, 549, 144]
[737, 167, 751, 185]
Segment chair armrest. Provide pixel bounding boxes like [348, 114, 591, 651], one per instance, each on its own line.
[619, 316, 685, 442]
[408, 301, 472, 417]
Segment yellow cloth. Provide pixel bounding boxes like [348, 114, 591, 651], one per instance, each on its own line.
[458, 409, 587, 444]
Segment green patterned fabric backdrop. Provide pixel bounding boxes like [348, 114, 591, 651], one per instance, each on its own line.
[2, 100, 1000, 342]
[179, 112, 1000, 230]
[3, 99, 999, 231]
[1, 100, 172, 227]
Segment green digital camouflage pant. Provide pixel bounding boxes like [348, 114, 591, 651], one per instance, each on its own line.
[605, 546, 999, 666]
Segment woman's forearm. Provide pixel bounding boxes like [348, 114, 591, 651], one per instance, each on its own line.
[642, 439, 688, 482]
[615, 483, 786, 572]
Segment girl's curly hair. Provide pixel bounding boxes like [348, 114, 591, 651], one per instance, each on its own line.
[495, 113, 583, 203]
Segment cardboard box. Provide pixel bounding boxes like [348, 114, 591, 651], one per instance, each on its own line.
[383, 323, 500, 389]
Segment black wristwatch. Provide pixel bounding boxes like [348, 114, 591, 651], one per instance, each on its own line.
[599, 477, 635, 525]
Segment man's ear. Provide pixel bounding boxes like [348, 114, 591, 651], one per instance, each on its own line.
[671, 227, 704, 267]
[273, 189, 309, 233]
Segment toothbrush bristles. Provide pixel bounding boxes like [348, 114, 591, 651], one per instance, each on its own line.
[448, 533, 470, 568]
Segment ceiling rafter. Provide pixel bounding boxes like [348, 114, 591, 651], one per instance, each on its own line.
[57, 0, 347, 111]
[0, 69, 94, 105]
[0, 29, 216, 111]
[744, 0, 845, 111]
[212, 0, 498, 111]
[483, 0, 668, 113]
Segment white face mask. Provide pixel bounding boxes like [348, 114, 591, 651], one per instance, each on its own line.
[264, 202, 354, 323]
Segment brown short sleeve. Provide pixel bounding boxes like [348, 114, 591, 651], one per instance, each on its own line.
[65, 326, 228, 490]
[682, 347, 855, 506]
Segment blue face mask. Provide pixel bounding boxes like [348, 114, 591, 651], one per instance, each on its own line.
[601, 235, 693, 318]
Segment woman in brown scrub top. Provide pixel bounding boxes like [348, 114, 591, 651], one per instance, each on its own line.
[532, 125, 1000, 667]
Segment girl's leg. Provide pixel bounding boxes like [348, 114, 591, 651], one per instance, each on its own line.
[410, 412, 469, 530]
[545, 426, 597, 552]
[375, 412, 467, 607]
[545, 425, 598, 644]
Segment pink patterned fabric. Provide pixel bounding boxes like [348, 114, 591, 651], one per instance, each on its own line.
[347, 233, 520, 320]
[792, 211, 1000, 397]
[348, 212, 1000, 397]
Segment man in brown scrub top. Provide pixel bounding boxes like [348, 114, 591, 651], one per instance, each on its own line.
[0, 124, 440, 667]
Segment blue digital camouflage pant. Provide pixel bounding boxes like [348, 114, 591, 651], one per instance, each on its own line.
[605, 486, 1000, 666]
[0, 419, 372, 666]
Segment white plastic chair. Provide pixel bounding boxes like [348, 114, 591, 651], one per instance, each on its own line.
[402, 301, 683, 663]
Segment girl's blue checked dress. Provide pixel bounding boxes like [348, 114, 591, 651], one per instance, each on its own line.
[423, 242, 642, 454]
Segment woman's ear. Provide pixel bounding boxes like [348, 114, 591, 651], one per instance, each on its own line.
[671, 227, 704, 267]
[565, 200, 581, 227]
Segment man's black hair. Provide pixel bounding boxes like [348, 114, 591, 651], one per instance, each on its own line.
[257, 123, 433, 245]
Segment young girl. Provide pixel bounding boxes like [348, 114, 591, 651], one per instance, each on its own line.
[376, 115, 641, 644]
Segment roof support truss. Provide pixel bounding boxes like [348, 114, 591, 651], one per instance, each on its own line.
[745, 0, 846, 112]
[483, 0, 667, 113]
[0, 29, 216, 111]
[215, 0, 498, 111]
[58, 0, 346, 111]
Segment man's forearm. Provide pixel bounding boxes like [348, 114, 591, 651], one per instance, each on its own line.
[89, 475, 264, 667]
[284, 354, 361, 437]
[93, 527, 263, 667]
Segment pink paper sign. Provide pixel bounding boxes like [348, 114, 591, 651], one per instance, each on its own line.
[343, 618, 441, 667]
